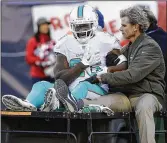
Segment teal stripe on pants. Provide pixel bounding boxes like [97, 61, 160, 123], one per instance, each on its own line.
[26, 81, 54, 108]
[71, 81, 107, 100]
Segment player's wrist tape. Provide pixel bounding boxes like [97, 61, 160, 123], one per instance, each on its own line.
[117, 55, 127, 65]
[81, 59, 89, 66]
[78, 62, 89, 70]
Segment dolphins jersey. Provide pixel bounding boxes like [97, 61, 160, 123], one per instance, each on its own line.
[54, 31, 121, 90]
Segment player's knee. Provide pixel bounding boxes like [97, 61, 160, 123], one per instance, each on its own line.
[79, 81, 93, 89]
[32, 81, 51, 88]
[107, 93, 132, 112]
[41, 81, 54, 89]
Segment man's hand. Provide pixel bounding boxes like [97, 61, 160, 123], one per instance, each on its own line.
[107, 63, 127, 73]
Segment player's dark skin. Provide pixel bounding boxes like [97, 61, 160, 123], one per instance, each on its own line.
[54, 49, 127, 86]
[54, 53, 88, 86]
[107, 49, 127, 73]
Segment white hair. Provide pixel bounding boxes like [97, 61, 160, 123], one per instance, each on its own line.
[120, 6, 149, 32]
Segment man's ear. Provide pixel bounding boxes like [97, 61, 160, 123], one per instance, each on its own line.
[134, 24, 140, 31]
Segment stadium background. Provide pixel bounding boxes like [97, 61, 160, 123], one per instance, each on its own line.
[1, 1, 166, 109]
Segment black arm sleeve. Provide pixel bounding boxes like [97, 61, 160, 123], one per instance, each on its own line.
[54, 53, 88, 86]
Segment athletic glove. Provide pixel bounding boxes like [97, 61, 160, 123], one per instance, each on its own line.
[81, 45, 101, 66]
[106, 53, 127, 66]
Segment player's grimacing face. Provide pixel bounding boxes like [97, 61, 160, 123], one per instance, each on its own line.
[120, 17, 136, 40]
[74, 23, 92, 38]
[74, 24, 91, 32]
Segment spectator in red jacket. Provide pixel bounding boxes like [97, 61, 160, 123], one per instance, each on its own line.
[25, 17, 55, 84]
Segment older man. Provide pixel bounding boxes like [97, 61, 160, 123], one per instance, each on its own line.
[56, 6, 166, 143]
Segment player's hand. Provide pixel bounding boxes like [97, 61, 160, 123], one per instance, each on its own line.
[81, 45, 101, 66]
[89, 53, 101, 66]
[84, 74, 100, 84]
[81, 52, 91, 66]
[81, 52, 101, 66]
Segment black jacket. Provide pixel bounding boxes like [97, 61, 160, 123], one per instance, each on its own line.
[146, 24, 167, 92]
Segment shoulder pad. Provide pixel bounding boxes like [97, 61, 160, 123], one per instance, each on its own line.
[57, 34, 68, 42]
[98, 32, 118, 44]
[54, 34, 69, 49]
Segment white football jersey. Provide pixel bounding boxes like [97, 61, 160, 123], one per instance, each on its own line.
[54, 31, 121, 90]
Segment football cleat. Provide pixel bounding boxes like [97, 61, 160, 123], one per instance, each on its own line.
[40, 88, 60, 112]
[79, 104, 114, 116]
[2, 95, 37, 111]
[54, 79, 78, 112]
